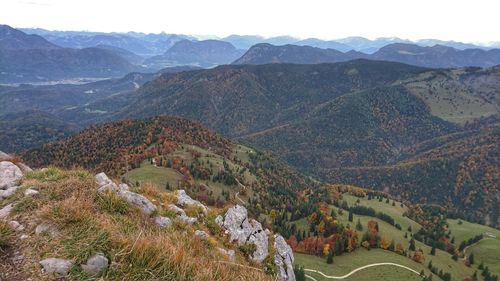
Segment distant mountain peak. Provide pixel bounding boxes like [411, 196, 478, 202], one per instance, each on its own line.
[0, 24, 60, 50]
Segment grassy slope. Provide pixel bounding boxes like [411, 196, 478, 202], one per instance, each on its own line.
[447, 219, 500, 276]
[403, 70, 499, 125]
[125, 144, 257, 203]
[295, 251, 426, 281]
[0, 167, 272, 280]
[292, 194, 482, 281]
[466, 239, 500, 275]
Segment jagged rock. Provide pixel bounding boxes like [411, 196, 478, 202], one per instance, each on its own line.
[194, 230, 209, 240]
[0, 185, 20, 199]
[0, 161, 23, 189]
[154, 216, 172, 227]
[215, 215, 223, 226]
[118, 190, 156, 215]
[217, 247, 236, 261]
[35, 223, 60, 237]
[39, 258, 73, 278]
[176, 190, 208, 214]
[177, 213, 197, 224]
[274, 235, 296, 281]
[8, 220, 25, 231]
[216, 205, 268, 263]
[248, 227, 269, 263]
[167, 204, 186, 216]
[81, 252, 108, 277]
[24, 188, 39, 196]
[0, 203, 14, 219]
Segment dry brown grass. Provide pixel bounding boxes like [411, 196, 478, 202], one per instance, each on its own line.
[9, 167, 275, 281]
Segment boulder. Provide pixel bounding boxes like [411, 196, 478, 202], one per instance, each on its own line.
[0, 185, 20, 199]
[95, 172, 120, 193]
[95, 172, 112, 186]
[24, 188, 39, 196]
[81, 252, 108, 277]
[194, 230, 209, 240]
[216, 205, 268, 262]
[0, 161, 23, 189]
[0, 203, 14, 219]
[154, 216, 172, 227]
[39, 258, 73, 278]
[98, 183, 120, 193]
[35, 223, 60, 237]
[177, 213, 197, 224]
[274, 234, 296, 281]
[167, 204, 186, 216]
[176, 190, 208, 214]
[217, 247, 236, 261]
[8, 220, 25, 231]
[118, 190, 157, 215]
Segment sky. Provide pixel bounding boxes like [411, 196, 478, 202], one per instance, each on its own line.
[0, 0, 499, 44]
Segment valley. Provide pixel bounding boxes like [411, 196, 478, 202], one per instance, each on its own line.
[0, 17, 499, 281]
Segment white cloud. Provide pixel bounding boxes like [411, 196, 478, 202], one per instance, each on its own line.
[0, 0, 498, 43]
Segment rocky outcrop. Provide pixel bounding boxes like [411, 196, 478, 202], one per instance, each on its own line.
[216, 204, 296, 281]
[39, 258, 73, 278]
[216, 205, 268, 263]
[81, 252, 108, 277]
[0, 161, 23, 189]
[274, 235, 296, 281]
[176, 189, 208, 214]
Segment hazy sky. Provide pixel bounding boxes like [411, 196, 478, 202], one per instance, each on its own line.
[1, 0, 499, 43]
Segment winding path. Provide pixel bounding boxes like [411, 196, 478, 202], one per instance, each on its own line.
[304, 262, 422, 280]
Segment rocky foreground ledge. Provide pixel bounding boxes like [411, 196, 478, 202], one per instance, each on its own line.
[0, 152, 295, 281]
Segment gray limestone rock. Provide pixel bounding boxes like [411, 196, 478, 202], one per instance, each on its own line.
[81, 252, 108, 277]
[274, 234, 296, 281]
[0, 161, 23, 189]
[39, 258, 73, 278]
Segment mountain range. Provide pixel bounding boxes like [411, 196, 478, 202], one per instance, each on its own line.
[234, 43, 500, 68]
[3, 59, 498, 225]
[3, 24, 500, 84]
[144, 39, 245, 68]
[0, 25, 139, 83]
